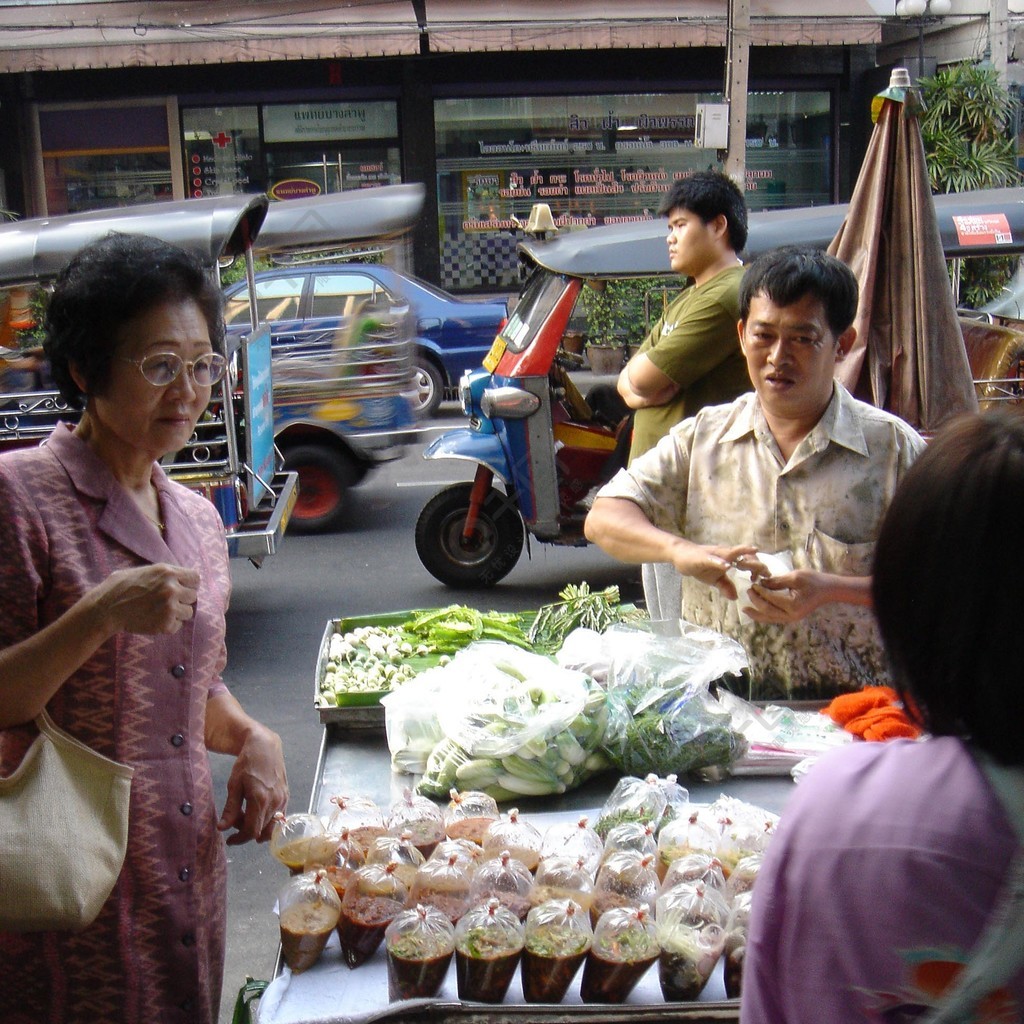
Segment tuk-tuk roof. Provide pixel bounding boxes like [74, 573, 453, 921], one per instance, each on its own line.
[0, 193, 269, 289]
[519, 187, 1024, 277]
[252, 184, 425, 255]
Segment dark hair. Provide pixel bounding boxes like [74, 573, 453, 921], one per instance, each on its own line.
[656, 171, 749, 252]
[872, 410, 1024, 765]
[738, 245, 858, 337]
[44, 232, 224, 408]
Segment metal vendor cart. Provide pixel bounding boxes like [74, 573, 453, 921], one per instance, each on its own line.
[253, 612, 808, 1024]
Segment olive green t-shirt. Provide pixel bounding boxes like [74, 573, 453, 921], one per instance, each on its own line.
[629, 264, 748, 461]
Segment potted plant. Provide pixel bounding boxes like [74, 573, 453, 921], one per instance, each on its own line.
[580, 279, 663, 372]
[920, 61, 1022, 308]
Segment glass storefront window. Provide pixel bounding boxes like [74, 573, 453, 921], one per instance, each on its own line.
[261, 101, 400, 196]
[181, 106, 263, 198]
[180, 101, 400, 201]
[434, 90, 831, 291]
[264, 145, 401, 196]
[39, 103, 173, 215]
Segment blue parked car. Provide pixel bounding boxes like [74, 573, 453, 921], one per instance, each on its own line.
[223, 264, 508, 416]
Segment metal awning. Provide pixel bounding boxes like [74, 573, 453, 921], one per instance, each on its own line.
[252, 184, 425, 256]
[518, 187, 1024, 278]
[0, 0, 888, 73]
[0, 193, 268, 287]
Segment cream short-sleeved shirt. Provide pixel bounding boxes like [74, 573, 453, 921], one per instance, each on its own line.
[599, 383, 926, 699]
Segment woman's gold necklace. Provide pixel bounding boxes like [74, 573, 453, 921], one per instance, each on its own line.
[140, 491, 165, 532]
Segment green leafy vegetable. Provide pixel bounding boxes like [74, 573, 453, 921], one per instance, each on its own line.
[403, 605, 532, 654]
[608, 696, 745, 777]
[528, 582, 646, 654]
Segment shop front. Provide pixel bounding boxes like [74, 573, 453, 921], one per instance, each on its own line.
[433, 88, 833, 292]
[6, 42, 868, 293]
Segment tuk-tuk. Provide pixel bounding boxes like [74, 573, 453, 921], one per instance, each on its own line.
[225, 184, 425, 532]
[0, 184, 428, 549]
[415, 187, 1024, 587]
[0, 194, 299, 566]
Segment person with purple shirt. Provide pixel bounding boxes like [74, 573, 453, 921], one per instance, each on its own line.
[740, 409, 1024, 1022]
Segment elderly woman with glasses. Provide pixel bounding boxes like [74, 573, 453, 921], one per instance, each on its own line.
[0, 232, 288, 1024]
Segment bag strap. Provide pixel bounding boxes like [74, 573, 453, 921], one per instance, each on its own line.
[231, 978, 268, 1024]
[33, 710, 135, 779]
[921, 750, 1024, 1024]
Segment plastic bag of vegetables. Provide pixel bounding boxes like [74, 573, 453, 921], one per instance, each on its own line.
[600, 625, 750, 778]
[381, 662, 457, 774]
[603, 684, 748, 778]
[406, 643, 611, 802]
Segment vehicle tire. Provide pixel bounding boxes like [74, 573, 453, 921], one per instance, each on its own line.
[282, 444, 359, 534]
[415, 482, 525, 587]
[412, 357, 445, 417]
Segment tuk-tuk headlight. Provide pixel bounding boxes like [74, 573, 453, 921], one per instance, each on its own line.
[459, 375, 475, 416]
[460, 368, 491, 416]
[480, 386, 541, 420]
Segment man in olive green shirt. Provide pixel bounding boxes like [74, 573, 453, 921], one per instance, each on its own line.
[617, 171, 750, 618]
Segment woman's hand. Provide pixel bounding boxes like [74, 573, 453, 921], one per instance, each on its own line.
[217, 723, 289, 845]
[95, 564, 199, 635]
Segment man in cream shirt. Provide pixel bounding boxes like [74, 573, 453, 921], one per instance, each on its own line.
[585, 247, 925, 699]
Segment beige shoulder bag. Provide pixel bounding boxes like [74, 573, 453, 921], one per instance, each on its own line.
[0, 710, 134, 932]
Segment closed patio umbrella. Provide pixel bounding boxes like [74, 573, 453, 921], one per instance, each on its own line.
[828, 67, 978, 432]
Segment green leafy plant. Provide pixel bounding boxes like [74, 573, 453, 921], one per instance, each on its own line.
[218, 255, 275, 287]
[919, 61, 1022, 307]
[579, 278, 665, 348]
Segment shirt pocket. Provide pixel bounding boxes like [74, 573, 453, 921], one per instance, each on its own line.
[802, 527, 874, 577]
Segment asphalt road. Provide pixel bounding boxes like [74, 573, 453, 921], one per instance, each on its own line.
[213, 394, 640, 1021]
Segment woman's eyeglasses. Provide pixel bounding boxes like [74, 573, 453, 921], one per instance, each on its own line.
[120, 352, 227, 388]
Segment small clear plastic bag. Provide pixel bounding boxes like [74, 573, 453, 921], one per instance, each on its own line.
[600, 820, 658, 865]
[482, 808, 543, 871]
[724, 889, 754, 998]
[337, 862, 409, 968]
[444, 789, 499, 845]
[580, 903, 659, 1003]
[726, 853, 764, 900]
[469, 849, 535, 921]
[387, 789, 446, 859]
[522, 898, 593, 1003]
[303, 827, 366, 902]
[385, 903, 456, 1001]
[530, 855, 595, 915]
[270, 812, 327, 874]
[409, 852, 474, 925]
[659, 851, 728, 896]
[594, 774, 668, 840]
[591, 850, 660, 927]
[454, 897, 525, 1003]
[277, 868, 342, 974]
[655, 882, 730, 1001]
[328, 794, 387, 852]
[365, 830, 426, 888]
[539, 815, 604, 877]
[655, 810, 721, 881]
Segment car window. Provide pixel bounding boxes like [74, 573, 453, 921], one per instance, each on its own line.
[224, 276, 306, 327]
[310, 273, 389, 319]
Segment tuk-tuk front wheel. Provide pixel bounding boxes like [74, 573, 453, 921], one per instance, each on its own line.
[415, 482, 525, 587]
[282, 443, 359, 533]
